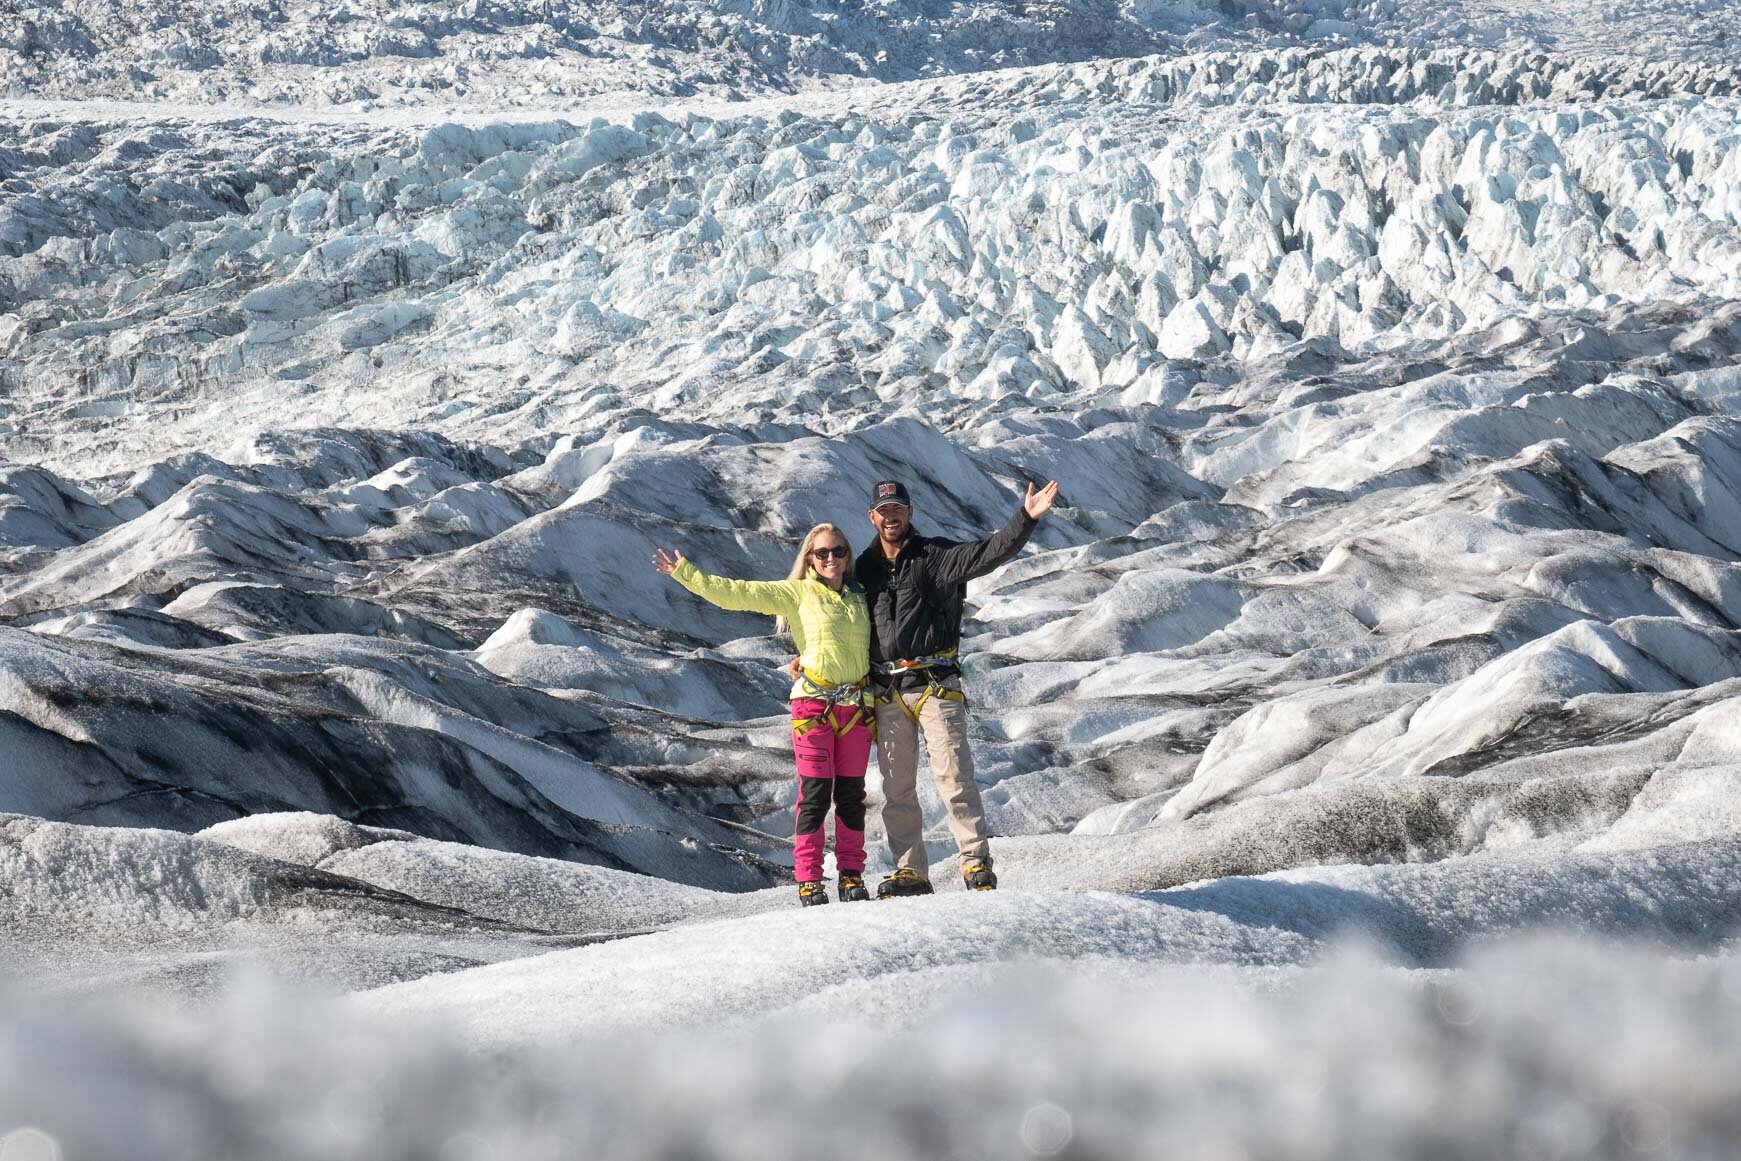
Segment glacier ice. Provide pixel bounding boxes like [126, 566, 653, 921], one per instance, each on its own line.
[4, 1, 1741, 1154]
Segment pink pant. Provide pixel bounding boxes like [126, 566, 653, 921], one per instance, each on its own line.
[791, 699, 873, 882]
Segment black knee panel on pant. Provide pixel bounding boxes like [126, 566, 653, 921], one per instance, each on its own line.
[796, 776, 833, 835]
[833, 777, 867, 831]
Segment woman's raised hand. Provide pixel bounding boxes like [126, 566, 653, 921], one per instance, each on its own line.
[652, 548, 685, 575]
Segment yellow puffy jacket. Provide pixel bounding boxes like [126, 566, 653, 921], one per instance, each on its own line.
[671, 558, 871, 696]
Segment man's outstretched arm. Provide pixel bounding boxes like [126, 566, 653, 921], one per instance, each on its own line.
[928, 480, 1059, 588]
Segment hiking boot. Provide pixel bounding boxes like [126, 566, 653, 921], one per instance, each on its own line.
[875, 867, 934, 899]
[962, 861, 998, 891]
[797, 880, 830, 907]
[838, 871, 871, 902]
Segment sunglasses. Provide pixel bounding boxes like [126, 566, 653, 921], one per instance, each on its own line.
[811, 546, 850, 561]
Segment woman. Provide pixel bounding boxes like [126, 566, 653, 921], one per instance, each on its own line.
[652, 524, 874, 907]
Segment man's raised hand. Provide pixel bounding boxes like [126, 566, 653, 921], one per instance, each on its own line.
[1024, 480, 1060, 520]
[652, 547, 685, 575]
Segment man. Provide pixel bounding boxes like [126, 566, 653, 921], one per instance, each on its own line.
[857, 476, 1059, 897]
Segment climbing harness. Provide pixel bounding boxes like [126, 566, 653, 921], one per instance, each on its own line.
[873, 648, 967, 724]
[791, 668, 874, 739]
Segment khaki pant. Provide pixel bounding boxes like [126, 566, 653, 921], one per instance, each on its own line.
[874, 676, 991, 876]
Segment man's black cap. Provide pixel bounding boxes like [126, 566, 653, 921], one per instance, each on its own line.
[870, 480, 912, 509]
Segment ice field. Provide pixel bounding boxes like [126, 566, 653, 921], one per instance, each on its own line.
[4, 0, 1741, 1157]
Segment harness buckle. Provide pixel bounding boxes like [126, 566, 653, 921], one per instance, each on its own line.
[793, 668, 873, 738]
[872, 649, 966, 723]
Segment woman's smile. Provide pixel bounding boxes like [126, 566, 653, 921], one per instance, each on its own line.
[812, 540, 849, 580]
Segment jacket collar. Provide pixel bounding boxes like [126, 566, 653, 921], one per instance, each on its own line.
[806, 568, 865, 596]
[862, 532, 925, 570]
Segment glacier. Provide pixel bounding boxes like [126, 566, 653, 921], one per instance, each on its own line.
[4, 0, 1741, 1156]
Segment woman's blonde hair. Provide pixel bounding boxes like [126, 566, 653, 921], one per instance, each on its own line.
[776, 523, 852, 634]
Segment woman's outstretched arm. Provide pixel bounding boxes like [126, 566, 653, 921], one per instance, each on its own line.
[653, 548, 804, 618]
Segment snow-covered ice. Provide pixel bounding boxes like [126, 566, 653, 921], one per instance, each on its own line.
[8, 935, 1741, 1160]
[5, 0, 1741, 1155]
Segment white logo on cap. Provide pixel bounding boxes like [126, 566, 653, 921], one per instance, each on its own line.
[879, 483, 899, 498]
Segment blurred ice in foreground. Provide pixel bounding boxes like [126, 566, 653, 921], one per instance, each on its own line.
[3, 936, 1740, 1161]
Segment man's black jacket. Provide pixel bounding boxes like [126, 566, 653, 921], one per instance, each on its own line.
[854, 506, 1037, 691]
